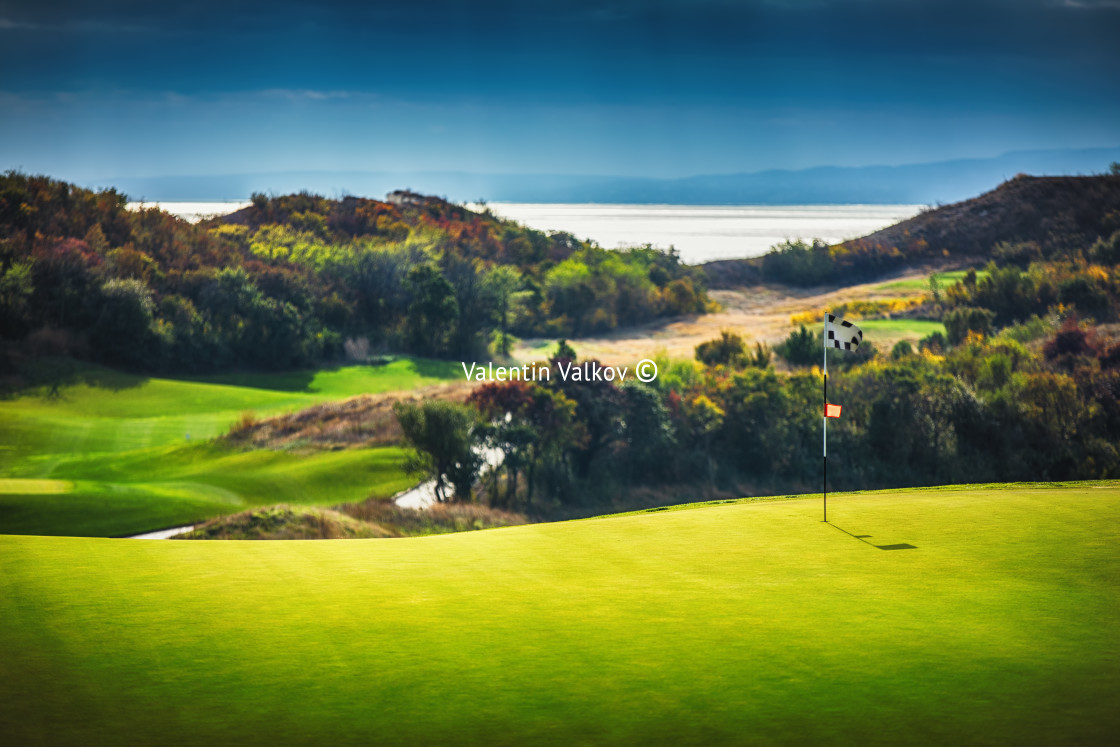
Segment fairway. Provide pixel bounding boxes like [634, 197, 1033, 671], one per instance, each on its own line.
[2, 483, 1117, 745]
[1, 358, 462, 465]
[0, 358, 461, 536]
[0, 445, 414, 537]
[856, 318, 946, 343]
[876, 270, 989, 293]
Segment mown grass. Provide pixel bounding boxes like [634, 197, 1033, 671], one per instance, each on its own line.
[1, 483, 1117, 745]
[857, 318, 946, 342]
[0, 443, 415, 537]
[1, 357, 461, 464]
[0, 357, 460, 536]
[876, 269, 989, 293]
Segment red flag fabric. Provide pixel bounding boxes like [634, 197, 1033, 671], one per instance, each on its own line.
[825, 403, 842, 418]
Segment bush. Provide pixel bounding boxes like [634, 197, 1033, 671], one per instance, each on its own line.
[944, 307, 996, 345]
[775, 325, 821, 367]
[695, 330, 748, 368]
[891, 341, 913, 359]
[1091, 230, 1120, 265]
[761, 239, 835, 286]
[919, 330, 947, 352]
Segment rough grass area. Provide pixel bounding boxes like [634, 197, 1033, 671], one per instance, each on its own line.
[2, 482, 1117, 745]
[180, 500, 526, 540]
[179, 505, 395, 539]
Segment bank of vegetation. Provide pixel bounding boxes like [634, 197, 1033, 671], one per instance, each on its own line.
[178, 500, 524, 540]
[392, 308, 1120, 517]
[0, 174, 710, 375]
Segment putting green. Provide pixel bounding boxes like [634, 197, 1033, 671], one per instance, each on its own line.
[2, 483, 1117, 745]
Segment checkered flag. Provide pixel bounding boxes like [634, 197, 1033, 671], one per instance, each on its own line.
[825, 314, 863, 351]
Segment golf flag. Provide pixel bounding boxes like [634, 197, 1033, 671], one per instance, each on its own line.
[825, 314, 863, 351]
[822, 311, 864, 523]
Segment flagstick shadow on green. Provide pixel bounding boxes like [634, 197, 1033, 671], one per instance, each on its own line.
[829, 521, 918, 550]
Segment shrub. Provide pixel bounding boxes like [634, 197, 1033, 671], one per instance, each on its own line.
[761, 239, 835, 286]
[918, 330, 947, 353]
[1089, 230, 1120, 265]
[695, 330, 748, 368]
[944, 307, 996, 345]
[775, 325, 820, 367]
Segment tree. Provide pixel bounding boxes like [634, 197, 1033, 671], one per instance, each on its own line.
[928, 273, 943, 304]
[469, 382, 536, 505]
[90, 278, 157, 368]
[469, 381, 586, 506]
[684, 393, 724, 485]
[619, 381, 677, 483]
[393, 400, 481, 503]
[0, 260, 33, 337]
[405, 264, 459, 356]
[485, 265, 521, 356]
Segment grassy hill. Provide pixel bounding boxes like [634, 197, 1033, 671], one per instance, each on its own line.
[845, 174, 1120, 262]
[2, 482, 1117, 745]
[0, 358, 461, 536]
[703, 173, 1120, 288]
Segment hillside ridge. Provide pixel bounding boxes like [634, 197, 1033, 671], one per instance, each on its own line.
[703, 173, 1120, 287]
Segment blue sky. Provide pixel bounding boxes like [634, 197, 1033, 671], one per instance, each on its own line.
[1, 0, 1119, 185]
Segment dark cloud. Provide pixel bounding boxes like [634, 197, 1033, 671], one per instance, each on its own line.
[3, 1, 1117, 91]
[1, 1, 1117, 180]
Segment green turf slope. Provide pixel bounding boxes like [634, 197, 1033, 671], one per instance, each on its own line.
[0, 444, 414, 537]
[2, 483, 1118, 745]
[0, 358, 461, 465]
[0, 358, 460, 536]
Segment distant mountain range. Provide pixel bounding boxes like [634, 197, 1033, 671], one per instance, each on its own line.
[99, 146, 1120, 205]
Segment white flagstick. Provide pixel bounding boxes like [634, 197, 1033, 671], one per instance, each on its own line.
[823, 311, 828, 522]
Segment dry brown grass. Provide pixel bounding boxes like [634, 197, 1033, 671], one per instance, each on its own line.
[512, 272, 941, 365]
[224, 380, 477, 450]
[177, 505, 397, 540]
[340, 498, 527, 536]
[177, 499, 526, 540]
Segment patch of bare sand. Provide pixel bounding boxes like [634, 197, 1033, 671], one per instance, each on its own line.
[513, 270, 932, 365]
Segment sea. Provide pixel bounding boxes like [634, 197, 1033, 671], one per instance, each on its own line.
[128, 201, 923, 265]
